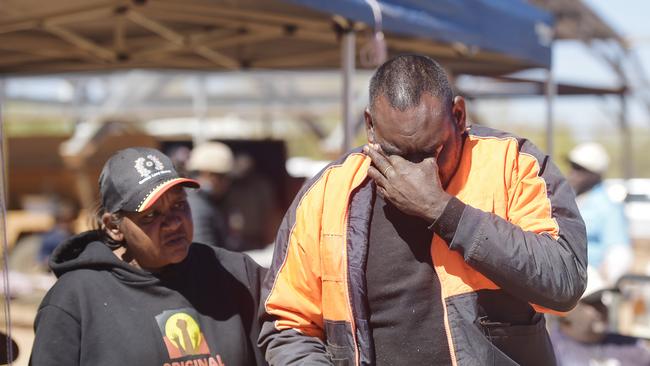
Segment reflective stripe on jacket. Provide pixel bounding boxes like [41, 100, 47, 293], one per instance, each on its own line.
[259, 125, 587, 365]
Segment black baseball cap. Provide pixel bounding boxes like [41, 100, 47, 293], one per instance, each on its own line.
[99, 147, 199, 213]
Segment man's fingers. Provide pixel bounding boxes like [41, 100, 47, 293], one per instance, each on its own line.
[363, 144, 392, 176]
[367, 166, 390, 187]
[388, 154, 406, 166]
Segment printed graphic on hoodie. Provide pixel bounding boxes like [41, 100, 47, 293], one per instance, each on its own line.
[157, 309, 210, 358]
[156, 308, 227, 366]
[156, 308, 225, 366]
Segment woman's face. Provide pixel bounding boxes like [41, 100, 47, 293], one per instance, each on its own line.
[116, 186, 194, 271]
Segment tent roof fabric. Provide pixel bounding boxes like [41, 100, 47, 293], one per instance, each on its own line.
[0, 0, 552, 76]
[288, 0, 553, 68]
[530, 0, 624, 43]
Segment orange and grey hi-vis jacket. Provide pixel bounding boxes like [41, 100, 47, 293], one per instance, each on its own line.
[259, 125, 587, 366]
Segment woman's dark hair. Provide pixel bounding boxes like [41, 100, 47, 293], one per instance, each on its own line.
[92, 200, 125, 250]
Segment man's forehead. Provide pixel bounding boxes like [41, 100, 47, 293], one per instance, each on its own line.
[373, 94, 447, 130]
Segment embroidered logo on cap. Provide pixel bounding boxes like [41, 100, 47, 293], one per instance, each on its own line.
[134, 154, 171, 184]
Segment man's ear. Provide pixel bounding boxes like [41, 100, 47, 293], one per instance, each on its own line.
[364, 108, 375, 143]
[101, 212, 124, 241]
[452, 96, 467, 132]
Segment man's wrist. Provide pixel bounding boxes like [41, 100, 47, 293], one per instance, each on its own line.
[424, 194, 452, 223]
[427, 197, 466, 245]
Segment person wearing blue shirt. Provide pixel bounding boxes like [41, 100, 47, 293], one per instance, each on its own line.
[551, 142, 640, 366]
[567, 142, 632, 285]
[38, 199, 79, 266]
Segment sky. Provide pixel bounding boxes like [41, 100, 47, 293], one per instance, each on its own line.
[475, 0, 650, 141]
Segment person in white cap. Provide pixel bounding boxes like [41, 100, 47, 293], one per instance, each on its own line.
[567, 142, 632, 285]
[550, 267, 650, 366]
[186, 142, 238, 251]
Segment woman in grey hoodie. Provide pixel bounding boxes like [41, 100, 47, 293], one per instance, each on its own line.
[30, 147, 267, 366]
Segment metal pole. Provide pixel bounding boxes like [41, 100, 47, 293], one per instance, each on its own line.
[342, 28, 356, 153]
[545, 66, 556, 158]
[620, 93, 632, 179]
[0, 78, 14, 365]
[191, 74, 208, 144]
[70, 80, 94, 211]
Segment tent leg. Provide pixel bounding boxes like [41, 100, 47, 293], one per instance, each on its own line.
[620, 93, 632, 179]
[545, 67, 556, 158]
[192, 74, 208, 144]
[342, 29, 356, 153]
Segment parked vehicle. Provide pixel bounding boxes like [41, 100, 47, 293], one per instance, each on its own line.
[605, 179, 650, 239]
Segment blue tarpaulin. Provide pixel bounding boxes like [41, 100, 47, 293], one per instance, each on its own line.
[285, 0, 553, 68]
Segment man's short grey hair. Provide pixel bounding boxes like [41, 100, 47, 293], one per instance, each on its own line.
[369, 54, 454, 112]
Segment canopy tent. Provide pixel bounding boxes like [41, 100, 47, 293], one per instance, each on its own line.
[530, 0, 624, 42]
[287, 0, 553, 69]
[0, 0, 552, 75]
[0, 0, 556, 162]
[529, 0, 638, 178]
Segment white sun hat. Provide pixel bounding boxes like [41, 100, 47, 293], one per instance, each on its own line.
[568, 142, 610, 175]
[187, 142, 234, 174]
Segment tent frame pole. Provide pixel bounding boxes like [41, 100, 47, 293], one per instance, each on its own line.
[342, 28, 356, 153]
[545, 65, 556, 158]
[620, 93, 632, 179]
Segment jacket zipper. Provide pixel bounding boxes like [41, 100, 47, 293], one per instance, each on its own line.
[342, 208, 361, 366]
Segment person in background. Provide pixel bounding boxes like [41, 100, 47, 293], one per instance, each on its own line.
[30, 147, 266, 366]
[38, 198, 79, 267]
[166, 144, 192, 177]
[551, 268, 650, 366]
[225, 153, 282, 251]
[259, 54, 587, 365]
[567, 142, 633, 285]
[185, 142, 238, 251]
[550, 143, 640, 365]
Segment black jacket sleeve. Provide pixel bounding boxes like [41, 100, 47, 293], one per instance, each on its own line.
[434, 145, 587, 312]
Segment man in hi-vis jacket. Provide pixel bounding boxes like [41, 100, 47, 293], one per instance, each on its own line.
[259, 54, 587, 366]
